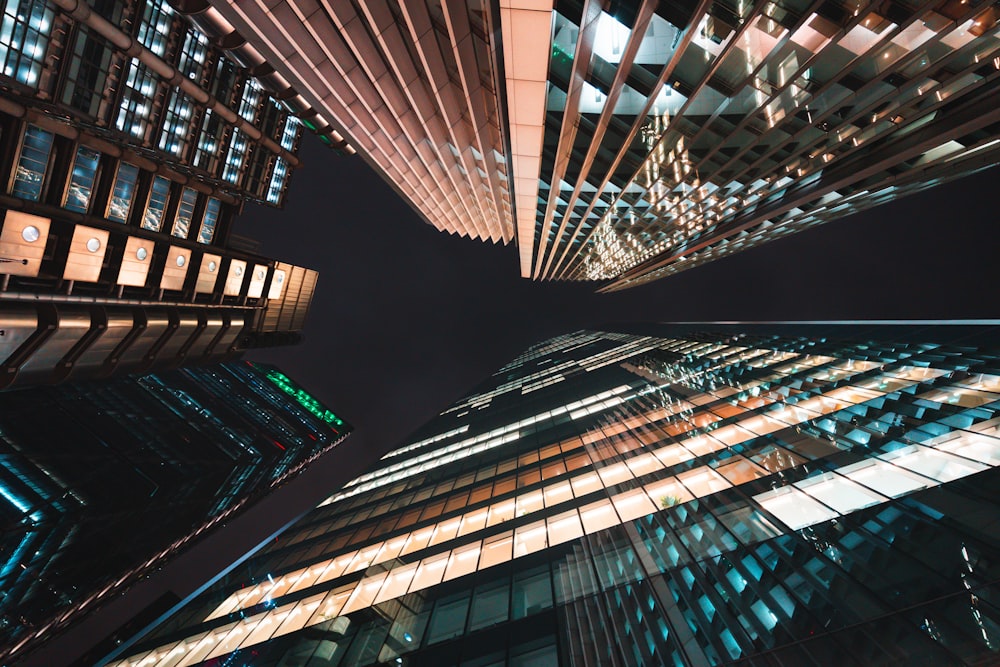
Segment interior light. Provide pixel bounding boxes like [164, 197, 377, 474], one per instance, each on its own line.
[136, 247, 148, 261]
[86, 237, 101, 252]
[176, 254, 186, 267]
[21, 226, 40, 243]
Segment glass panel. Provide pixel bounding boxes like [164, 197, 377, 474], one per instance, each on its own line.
[64, 146, 100, 213]
[171, 187, 198, 238]
[424, 592, 470, 645]
[108, 163, 139, 223]
[142, 175, 171, 231]
[197, 197, 221, 244]
[11, 125, 53, 200]
[512, 566, 552, 619]
[468, 579, 509, 631]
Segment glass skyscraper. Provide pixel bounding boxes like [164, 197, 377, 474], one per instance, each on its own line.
[112, 323, 1000, 666]
[0, 361, 350, 665]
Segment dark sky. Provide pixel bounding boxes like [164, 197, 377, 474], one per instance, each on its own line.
[243, 134, 1000, 461]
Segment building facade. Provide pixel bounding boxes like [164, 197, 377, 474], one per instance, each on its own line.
[0, 360, 351, 665]
[112, 323, 1000, 666]
[202, 0, 1000, 288]
[0, 0, 333, 388]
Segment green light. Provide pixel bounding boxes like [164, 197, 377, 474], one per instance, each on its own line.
[260, 367, 344, 428]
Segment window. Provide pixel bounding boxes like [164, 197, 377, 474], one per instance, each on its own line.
[11, 124, 53, 201]
[135, 0, 172, 56]
[60, 26, 113, 116]
[142, 175, 171, 231]
[198, 197, 221, 244]
[64, 146, 101, 212]
[176, 29, 208, 81]
[279, 115, 301, 151]
[158, 90, 195, 156]
[194, 109, 224, 173]
[237, 78, 262, 123]
[171, 187, 198, 238]
[265, 158, 289, 205]
[0, 0, 54, 86]
[222, 128, 249, 184]
[116, 59, 157, 139]
[108, 162, 139, 223]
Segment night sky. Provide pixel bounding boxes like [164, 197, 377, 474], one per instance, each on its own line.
[243, 134, 1000, 464]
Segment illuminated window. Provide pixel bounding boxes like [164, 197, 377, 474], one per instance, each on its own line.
[135, 0, 172, 56]
[11, 124, 53, 201]
[194, 109, 224, 172]
[116, 59, 157, 139]
[64, 146, 101, 213]
[266, 157, 289, 204]
[158, 90, 195, 157]
[177, 29, 208, 80]
[142, 175, 171, 231]
[222, 128, 249, 184]
[107, 163, 139, 223]
[0, 0, 54, 87]
[237, 78, 262, 123]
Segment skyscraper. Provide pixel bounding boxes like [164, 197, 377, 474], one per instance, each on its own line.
[0, 360, 351, 665]
[200, 0, 1000, 289]
[0, 0, 332, 388]
[110, 323, 1000, 666]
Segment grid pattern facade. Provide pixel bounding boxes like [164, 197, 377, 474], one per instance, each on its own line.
[115, 324, 1000, 667]
[202, 0, 514, 243]
[0, 362, 350, 665]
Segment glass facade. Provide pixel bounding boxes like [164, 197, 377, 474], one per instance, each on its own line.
[114, 324, 1000, 666]
[0, 362, 351, 665]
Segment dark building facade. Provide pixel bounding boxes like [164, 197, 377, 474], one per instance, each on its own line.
[0, 0, 336, 389]
[110, 323, 1000, 667]
[0, 360, 351, 665]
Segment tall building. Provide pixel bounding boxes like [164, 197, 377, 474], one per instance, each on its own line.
[202, 0, 1000, 288]
[110, 323, 1000, 666]
[0, 360, 351, 665]
[0, 0, 335, 389]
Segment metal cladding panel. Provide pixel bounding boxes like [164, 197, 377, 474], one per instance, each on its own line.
[290, 269, 318, 331]
[195, 253, 223, 294]
[212, 312, 250, 355]
[224, 259, 247, 296]
[69, 310, 136, 377]
[115, 310, 172, 371]
[161, 246, 192, 291]
[247, 264, 268, 299]
[0, 305, 40, 367]
[0, 211, 49, 277]
[117, 237, 155, 287]
[152, 312, 200, 368]
[14, 307, 92, 384]
[64, 226, 109, 282]
[185, 313, 225, 359]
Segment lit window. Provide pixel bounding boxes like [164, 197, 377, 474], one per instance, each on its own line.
[266, 157, 289, 204]
[177, 29, 208, 80]
[222, 128, 249, 184]
[64, 146, 101, 213]
[158, 90, 195, 157]
[142, 175, 171, 231]
[11, 124, 53, 201]
[135, 0, 173, 56]
[237, 78, 262, 123]
[107, 163, 139, 223]
[198, 197, 221, 244]
[171, 187, 198, 239]
[0, 0, 54, 87]
[116, 59, 158, 138]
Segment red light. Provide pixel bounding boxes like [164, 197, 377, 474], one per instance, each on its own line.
[271, 439, 286, 451]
